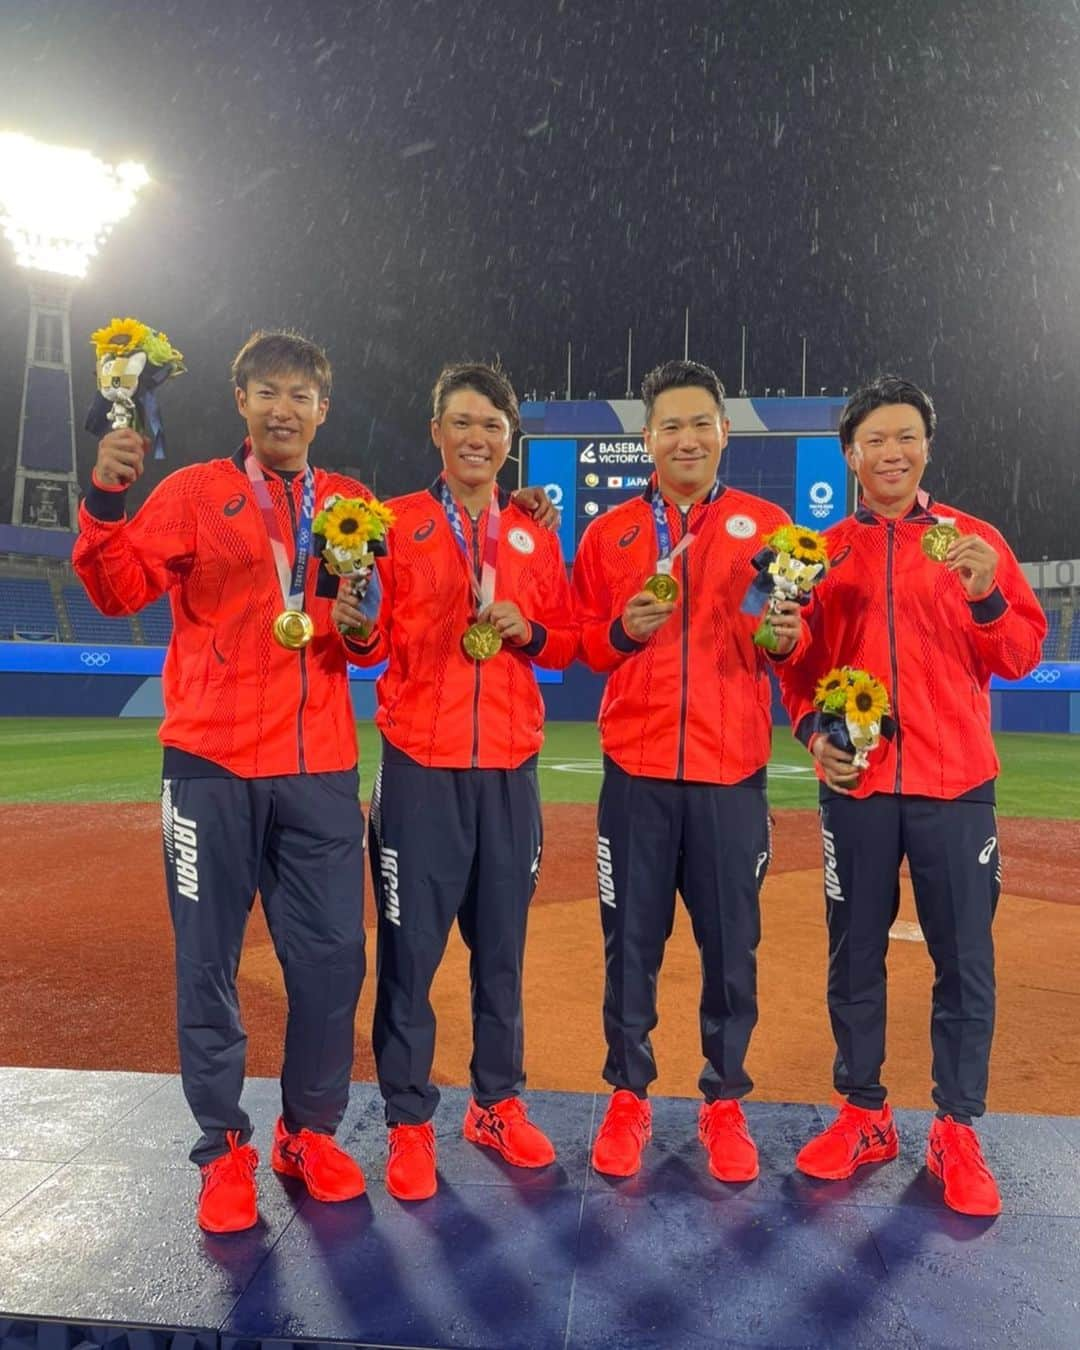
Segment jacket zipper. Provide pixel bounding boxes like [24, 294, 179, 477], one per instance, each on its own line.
[470, 508, 483, 769]
[284, 479, 309, 774]
[676, 504, 690, 780]
[886, 520, 901, 791]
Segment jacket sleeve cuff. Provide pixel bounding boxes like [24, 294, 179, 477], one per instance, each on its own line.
[343, 631, 380, 657]
[84, 476, 128, 522]
[968, 586, 1007, 624]
[518, 621, 546, 658]
[794, 713, 817, 749]
[610, 616, 643, 653]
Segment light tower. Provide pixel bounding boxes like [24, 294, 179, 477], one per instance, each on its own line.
[0, 133, 149, 529]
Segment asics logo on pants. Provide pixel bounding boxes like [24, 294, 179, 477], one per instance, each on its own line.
[978, 836, 997, 865]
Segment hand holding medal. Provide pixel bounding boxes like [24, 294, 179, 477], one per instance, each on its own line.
[923, 520, 1000, 599]
[464, 600, 531, 660]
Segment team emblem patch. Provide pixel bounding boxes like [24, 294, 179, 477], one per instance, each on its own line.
[508, 527, 535, 555]
[726, 514, 757, 539]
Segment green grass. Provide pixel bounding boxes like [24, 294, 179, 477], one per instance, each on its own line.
[0, 718, 1076, 818]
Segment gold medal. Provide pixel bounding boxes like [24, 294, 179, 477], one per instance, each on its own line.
[643, 573, 679, 603]
[462, 620, 502, 662]
[921, 523, 960, 562]
[272, 609, 315, 650]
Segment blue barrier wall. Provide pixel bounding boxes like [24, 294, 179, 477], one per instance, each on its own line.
[1, 643, 1076, 732]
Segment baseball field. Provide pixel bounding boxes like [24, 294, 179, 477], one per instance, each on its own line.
[2, 718, 1077, 1116]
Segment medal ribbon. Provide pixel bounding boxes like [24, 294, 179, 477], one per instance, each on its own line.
[650, 477, 722, 574]
[244, 445, 315, 613]
[440, 479, 501, 612]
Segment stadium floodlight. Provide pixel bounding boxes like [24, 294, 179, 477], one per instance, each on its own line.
[0, 132, 149, 278]
[0, 132, 150, 530]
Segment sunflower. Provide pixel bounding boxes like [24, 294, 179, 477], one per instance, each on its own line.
[316, 496, 394, 552]
[814, 668, 850, 714]
[846, 675, 890, 730]
[90, 317, 151, 359]
[789, 526, 828, 567]
[361, 496, 396, 533]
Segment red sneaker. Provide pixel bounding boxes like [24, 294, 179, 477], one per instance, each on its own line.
[463, 1097, 556, 1168]
[698, 1099, 759, 1182]
[796, 1102, 899, 1180]
[271, 1117, 366, 1201]
[386, 1122, 437, 1201]
[591, 1089, 652, 1177]
[197, 1130, 259, 1233]
[926, 1116, 1001, 1216]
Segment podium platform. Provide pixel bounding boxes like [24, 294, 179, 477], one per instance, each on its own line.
[0, 1068, 1078, 1349]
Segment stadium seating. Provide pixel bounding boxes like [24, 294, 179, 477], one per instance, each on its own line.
[1042, 605, 1062, 660]
[139, 596, 173, 645]
[1066, 613, 1080, 661]
[61, 585, 135, 644]
[0, 577, 60, 640]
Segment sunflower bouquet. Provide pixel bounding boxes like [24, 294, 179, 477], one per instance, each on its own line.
[742, 524, 829, 650]
[314, 493, 395, 637]
[813, 667, 894, 769]
[85, 317, 185, 460]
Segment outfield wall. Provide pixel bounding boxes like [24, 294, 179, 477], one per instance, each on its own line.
[1, 642, 1078, 732]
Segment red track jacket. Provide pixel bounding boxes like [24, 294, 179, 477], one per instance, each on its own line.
[72, 444, 375, 778]
[572, 480, 798, 783]
[776, 497, 1046, 798]
[360, 481, 577, 769]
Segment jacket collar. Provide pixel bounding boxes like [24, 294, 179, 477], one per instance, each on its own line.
[643, 472, 727, 507]
[854, 487, 937, 526]
[231, 438, 310, 484]
[427, 474, 512, 511]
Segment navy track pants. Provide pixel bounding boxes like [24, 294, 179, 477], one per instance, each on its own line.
[369, 747, 542, 1125]
[161, 770, 366, 1165]
[596, 759, 771, 1101]
[819, 792, 1001, 1119]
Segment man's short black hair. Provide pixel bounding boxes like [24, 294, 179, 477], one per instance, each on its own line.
[641, 360, 726, 423]
[232, 330, 332, 400]
[431, 361, 520, 434]
[838, 375, 937, 448]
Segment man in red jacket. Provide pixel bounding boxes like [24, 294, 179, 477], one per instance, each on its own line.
[337, 362, 576, 1202]
[777, 375, 1045, 1217]
[72, 331, 375, 1233]
[572, 359, 804, 1183]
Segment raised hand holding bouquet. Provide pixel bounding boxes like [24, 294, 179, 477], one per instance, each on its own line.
[813, 667, 895, 769]
[314, 493, 394, 638]
[742, 524, 829, 650]
[85, 317, 185, 460]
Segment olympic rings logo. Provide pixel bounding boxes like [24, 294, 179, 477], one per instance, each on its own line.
[79, 651, 111, 667]
[1029, 667, 1061, 684]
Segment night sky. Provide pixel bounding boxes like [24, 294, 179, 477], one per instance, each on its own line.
[0, 0, 1077, 559]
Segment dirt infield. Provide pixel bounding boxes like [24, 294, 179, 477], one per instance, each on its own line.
[2, 803, 1077, 1115]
